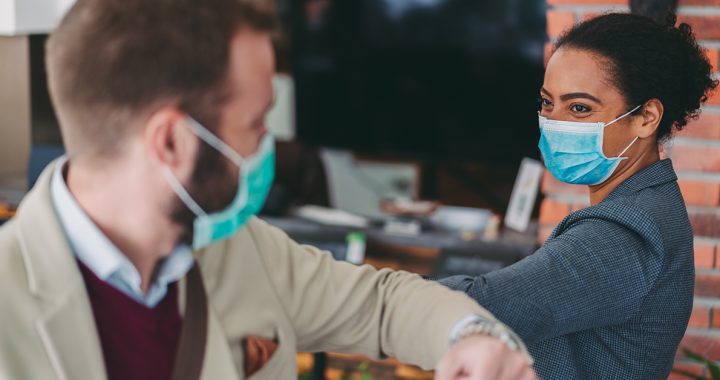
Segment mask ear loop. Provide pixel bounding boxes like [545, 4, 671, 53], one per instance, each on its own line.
[162, 166, 207, 217]
[616, 136, 639, 158]
[605, 104, 643, 127]
[159, 117, 225, 218]
[605, 104, 643, 158]
[183, 116, 246, 167]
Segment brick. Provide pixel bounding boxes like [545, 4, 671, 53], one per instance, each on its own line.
[689, 305, 712, 328]
[544, 42, 554, 67]
[547, 11, 576, 38]
[680, 0, 720, 5]
[679, 112, 720, 140]
[547, 0, 625, 4]
[672, 145, 720, 173]
[689, 211, 720, 238]
[710, 88, 720, 107]
[668, 361, 706, 380]
[695, 242, 716, 268]
[695, 272, 720, 297]
[707, 48, 719, 73]
[537, 224, 555, 245]
[679, 332, 720, 361]
[679, 180, 720, 207]
[677, 15, 720, 40]
[581, 12, 606, 22]
[712, 306, 720, 328]
[541, 170, 589, 196]
[539, 199, 571, 224]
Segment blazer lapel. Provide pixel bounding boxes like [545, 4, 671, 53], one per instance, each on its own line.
[201, 310, 243, 380]
[35, 290, 108, 380]
[16, 161, 107, 380]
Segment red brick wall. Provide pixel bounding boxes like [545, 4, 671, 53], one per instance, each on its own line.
[541, 1, 720, 378]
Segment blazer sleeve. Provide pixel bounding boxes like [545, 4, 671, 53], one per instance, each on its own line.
[246, 218, 518, 370]
[439, 217, 664, 345]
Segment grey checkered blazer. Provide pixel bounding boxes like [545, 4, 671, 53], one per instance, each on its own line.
[440, 159, 694, 379]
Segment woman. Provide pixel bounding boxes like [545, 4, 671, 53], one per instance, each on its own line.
[440, 13, 718, 379]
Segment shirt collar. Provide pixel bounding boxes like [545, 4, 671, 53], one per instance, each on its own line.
[50, 157, 193, 306]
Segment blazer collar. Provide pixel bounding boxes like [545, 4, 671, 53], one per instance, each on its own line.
[607, 159, 677, 200]
[16, 159, 84, 301]
[15, 159, 109, 380]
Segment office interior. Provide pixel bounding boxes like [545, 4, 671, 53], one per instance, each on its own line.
[1, 0, 718, 379]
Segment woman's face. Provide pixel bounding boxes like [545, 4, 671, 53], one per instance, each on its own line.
[539, 47, 642, 160]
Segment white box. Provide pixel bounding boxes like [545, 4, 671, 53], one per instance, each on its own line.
[0, 35, 31, 190]
[0, 0, 75, 36]
[505, 158, 544, 232]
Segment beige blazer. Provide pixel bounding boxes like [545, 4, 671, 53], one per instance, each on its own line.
[0, 161, 509, 379]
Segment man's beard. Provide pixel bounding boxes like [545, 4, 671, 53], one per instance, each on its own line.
[170, 142, 239, 246]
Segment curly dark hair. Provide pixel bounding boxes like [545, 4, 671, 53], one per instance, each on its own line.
[555, 13, 719, 142]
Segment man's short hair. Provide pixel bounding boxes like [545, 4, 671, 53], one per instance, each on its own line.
[46, 0, 277, 159]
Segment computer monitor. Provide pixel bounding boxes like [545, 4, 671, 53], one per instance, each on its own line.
[287, 0, 547, 165]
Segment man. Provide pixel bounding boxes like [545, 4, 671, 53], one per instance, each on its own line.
[0, 0, 536, 379]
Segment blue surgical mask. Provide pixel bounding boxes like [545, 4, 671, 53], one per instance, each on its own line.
[162, 117, 275, 249]
[538, 105, 642, 186]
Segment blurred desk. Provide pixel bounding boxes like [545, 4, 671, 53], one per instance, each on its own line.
[262, 215, 538, 277]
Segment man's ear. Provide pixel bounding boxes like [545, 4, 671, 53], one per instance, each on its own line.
[144, 107, 198, 173]
[634, 98, 663, 139]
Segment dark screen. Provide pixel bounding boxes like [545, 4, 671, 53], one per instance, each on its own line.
[289, 0, 547, 164]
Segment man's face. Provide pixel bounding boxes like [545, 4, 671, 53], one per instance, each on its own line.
[172, 29, 276, 242]
[215, 28, 276, 160]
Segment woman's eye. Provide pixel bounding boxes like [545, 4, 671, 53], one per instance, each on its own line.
[571, 104, 590, 113]
[539, 97, 553, 108]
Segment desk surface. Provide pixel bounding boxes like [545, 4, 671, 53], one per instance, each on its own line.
[263, 215, 539, 277]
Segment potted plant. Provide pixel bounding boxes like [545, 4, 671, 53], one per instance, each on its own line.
[673, 348, 720, 379]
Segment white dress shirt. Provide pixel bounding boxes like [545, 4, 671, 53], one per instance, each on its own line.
[50, 157, 193, 308]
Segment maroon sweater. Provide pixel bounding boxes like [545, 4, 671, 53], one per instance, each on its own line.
[78, 261, 182, 380]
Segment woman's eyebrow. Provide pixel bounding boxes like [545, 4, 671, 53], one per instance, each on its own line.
[559, 92, 603, 104]
[541, 88, 603, 105]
